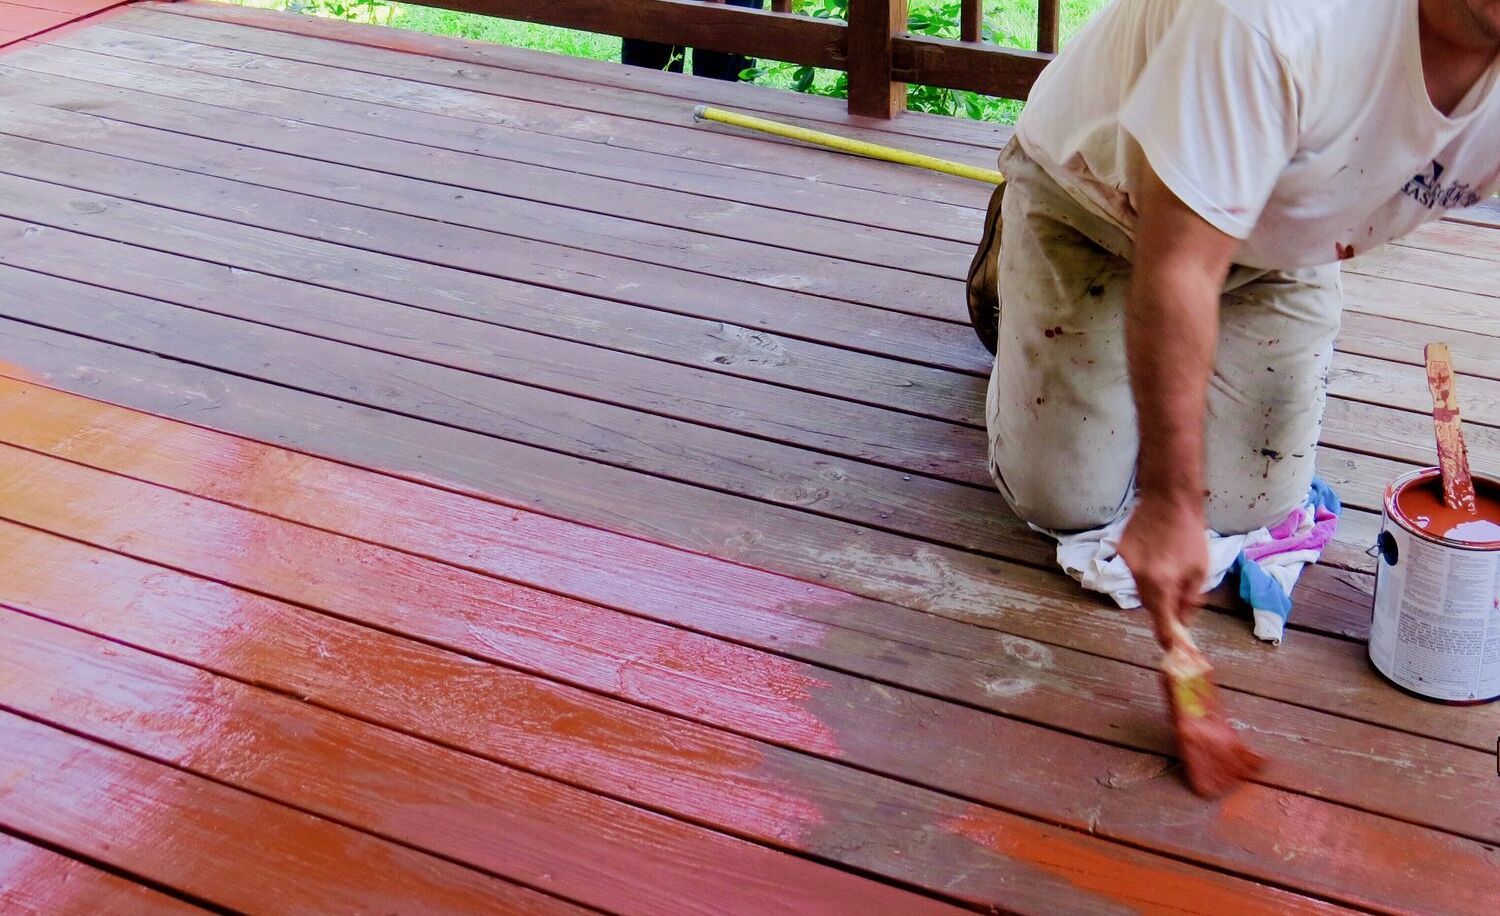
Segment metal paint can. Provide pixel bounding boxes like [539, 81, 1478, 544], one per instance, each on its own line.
[1369, 468, 1500, 704]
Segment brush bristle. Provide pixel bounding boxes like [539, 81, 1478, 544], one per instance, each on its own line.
[1161, 647, 1264, 797]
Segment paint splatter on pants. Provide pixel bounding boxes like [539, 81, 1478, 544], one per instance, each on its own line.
[980, 140, 1344, 534]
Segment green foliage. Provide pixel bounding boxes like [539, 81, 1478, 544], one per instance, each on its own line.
[741, 0, 1026, 121]
[232, 0, 1107, 124]
[251, 0, 398, 24]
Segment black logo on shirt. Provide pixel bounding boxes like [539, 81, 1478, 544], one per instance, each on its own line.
[1402, 160, 1481, 210]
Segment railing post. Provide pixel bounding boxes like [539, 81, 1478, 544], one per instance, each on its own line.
[1037, 0, 1060, 54]
[847, 0, 907, 118]
[960, 0, 982, 43]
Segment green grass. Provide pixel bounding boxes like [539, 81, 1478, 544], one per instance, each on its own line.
[230, 0, 1108, 122]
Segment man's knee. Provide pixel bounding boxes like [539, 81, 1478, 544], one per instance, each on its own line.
[989, 453, 1130, 532]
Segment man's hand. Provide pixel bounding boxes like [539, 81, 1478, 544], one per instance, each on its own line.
[1119, 496, 1209, 649]
[1120, 162, 1240, 648]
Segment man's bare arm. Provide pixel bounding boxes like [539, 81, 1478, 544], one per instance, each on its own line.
[1117, 163, 1241, 648]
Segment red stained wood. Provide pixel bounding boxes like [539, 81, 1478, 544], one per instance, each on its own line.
[1036, 0, 1060, 53]
[0, 716, 582, 913]
[5, 0, 122, 12]
[1, 386, 1498, 883]
[0, 609, 955, 916]
[0, 11, 1496, 907]
[0, 3, 71, 34]
[0, 527, 1351, 913]
[0, 225, 1407, 594]
[848, 0, 907, 118]
[0, 832, 201, 915]
[960, 0, 982, 42]
[1425, 343, 1478, 513]
[0, 316, 1486, 761]
[892, 33, 1052, 101]
[0, 378, 1476, 761]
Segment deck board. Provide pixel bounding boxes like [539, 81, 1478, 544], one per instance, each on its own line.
[2, 386, 1494, 912]
[0, 509, 1343, 913]
[0, 832, 203, 915]
[2, 377, 1497, 851]
[0, 605, 939, 916]
[0, 309, 1488, 747]
[0, 711, 580, 913]
[0, 3, 1497, 912]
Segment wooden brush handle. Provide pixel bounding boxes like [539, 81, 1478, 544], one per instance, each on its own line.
[1425, 344, 1477, 514]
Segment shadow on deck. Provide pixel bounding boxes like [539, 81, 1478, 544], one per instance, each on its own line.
[0, 1, 1497, 912]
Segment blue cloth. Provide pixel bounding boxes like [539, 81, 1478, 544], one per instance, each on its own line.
[1233, 478, 1343, 641]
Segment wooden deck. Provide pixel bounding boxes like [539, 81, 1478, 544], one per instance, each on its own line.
[0, 2, 1497, 911]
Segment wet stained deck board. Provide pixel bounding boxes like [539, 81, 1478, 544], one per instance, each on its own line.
[2, 376, 1498, 864]
[0, 0, 126, 45]
[0, 509, 1357, 914]
[0, 604, 959, 916]
[0, 712, 582, 913]
[0, 3, 1497, 912]
[0, 831, 203, 915]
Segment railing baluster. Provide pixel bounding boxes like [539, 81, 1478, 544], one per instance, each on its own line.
[1037, 0, 1060, 54]
[960, 0, 982, 43]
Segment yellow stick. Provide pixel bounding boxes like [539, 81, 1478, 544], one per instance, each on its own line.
[693, 105, 1005, 185]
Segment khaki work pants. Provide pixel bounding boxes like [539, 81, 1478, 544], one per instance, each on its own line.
[979, 141, 1344, 534]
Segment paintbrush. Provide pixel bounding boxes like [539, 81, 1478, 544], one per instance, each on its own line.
[1424, 343, 1477, 515]
[1159, 616, 1264, 797]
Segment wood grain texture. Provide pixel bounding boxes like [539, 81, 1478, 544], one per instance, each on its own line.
[145, 0, 1010, 153]
[892, 33, 1052, 100]
[1425, 342, 1477, 512]
[0, 207, 980, 432]
[1, 11, 1496, 907]
[960, 0, 982, 42]
[1, 377, 1496, 855]
[0, 260, 1391, 631]
[4, 0, 123, 12]
[0, 96, 962, 321]
[0, 316, 1486, 759]
[1036, 0, 1060, 52]
[0, 93, 975, 280]
[0, 714, 583, 913]
[64, 14, 991, 199]
[0, 608, 953, 916]
[848, 0, 907, 118]
[0, 2, 72, 34]
[0, 50, 987, 245]
[0, 528, 1345, 913]
[0, 832, 202, 915]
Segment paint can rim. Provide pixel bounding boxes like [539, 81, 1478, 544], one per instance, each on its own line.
[1384, 467, 1500, 551]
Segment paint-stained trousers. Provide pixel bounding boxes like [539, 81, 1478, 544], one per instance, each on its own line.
[975, 140, 1344, 535]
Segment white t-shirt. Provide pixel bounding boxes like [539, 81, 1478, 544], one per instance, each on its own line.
[1015, 0, 1500, 269]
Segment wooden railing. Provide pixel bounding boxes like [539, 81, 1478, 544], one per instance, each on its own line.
[403, 0, 1058, 118]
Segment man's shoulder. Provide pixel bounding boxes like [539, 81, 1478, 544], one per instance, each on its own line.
[1210, 0, 1389, 57]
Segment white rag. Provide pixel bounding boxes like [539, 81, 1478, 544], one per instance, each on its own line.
[1043, 484, 1338, 644]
